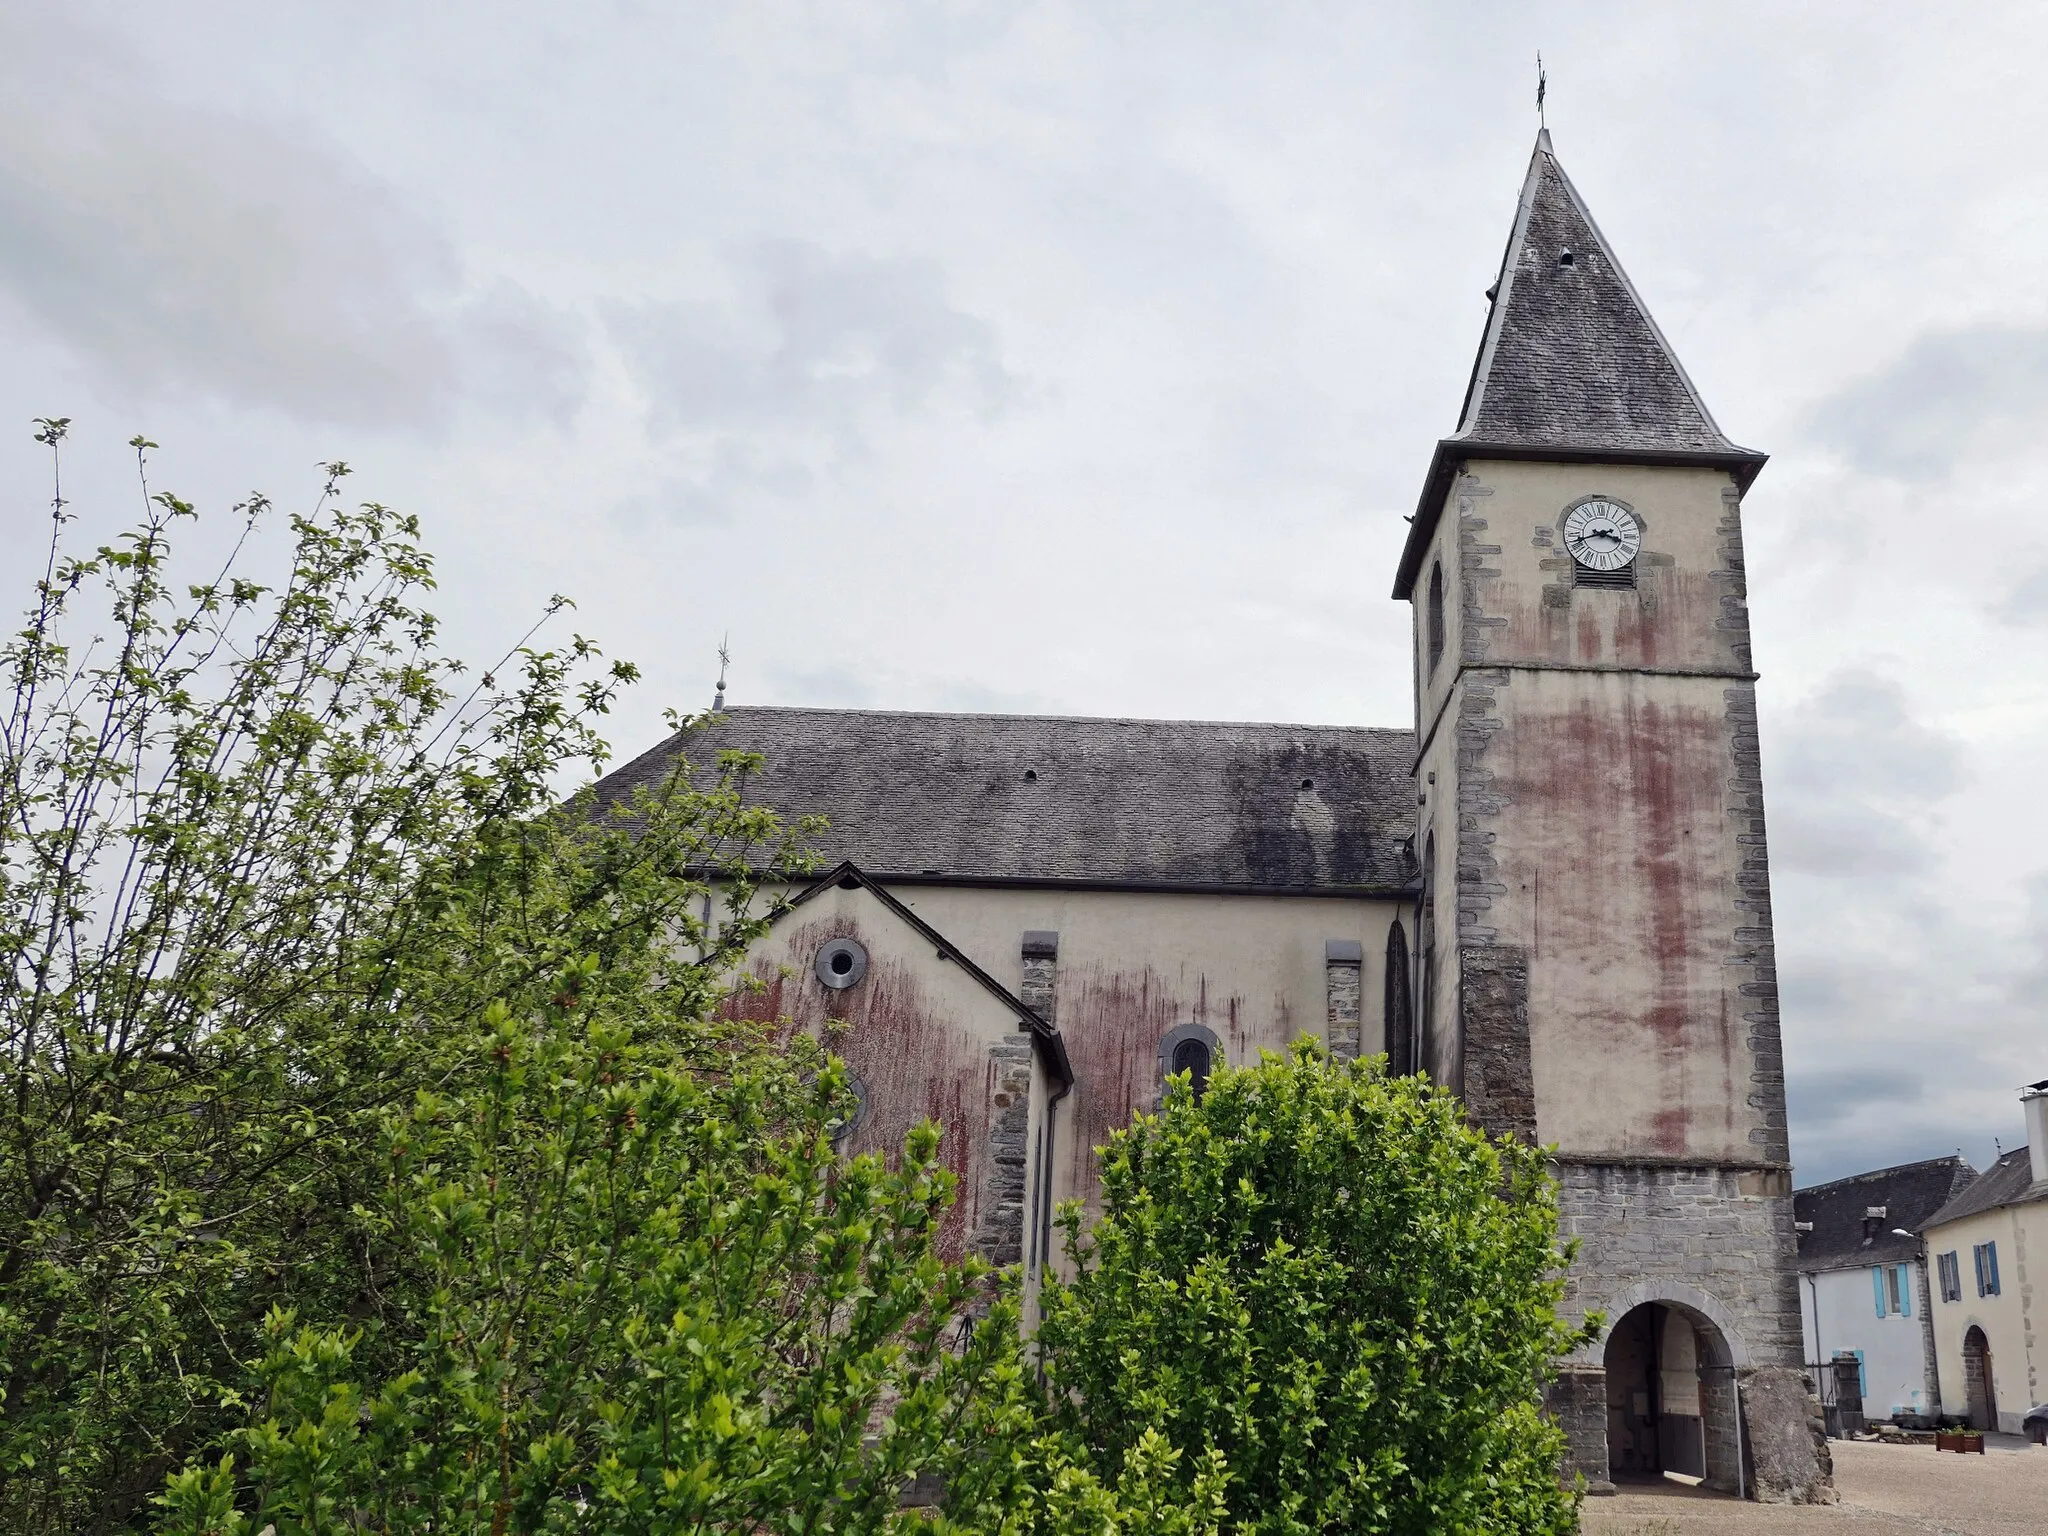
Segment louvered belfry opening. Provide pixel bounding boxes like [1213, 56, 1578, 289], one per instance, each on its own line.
[1573, 560, 1636, 591]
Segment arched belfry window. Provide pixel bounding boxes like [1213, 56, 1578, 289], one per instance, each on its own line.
[1384, 919, 1413, 1075]
[1159, 1023, 1222, 1104]
[1426, 562, 1445, 673]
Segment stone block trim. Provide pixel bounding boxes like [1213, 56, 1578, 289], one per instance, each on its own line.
[1325, 941, 1362, 1063]
[1452, 667, 1511, 946]
[1542, 1367, 1610, 1492]
[1714, 485, 1755, 673]
[1458, 943, 1534, 1142]
[1455, 479, 1507, 665]
[966, 1035, 1033, 1268]
[1724, 681, 1790, 1164]
[1019, 945, 1057, 1028]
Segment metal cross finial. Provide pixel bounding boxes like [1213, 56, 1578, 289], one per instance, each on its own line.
[712, 634, 730, 712]
[1536, 53, 1547, 128]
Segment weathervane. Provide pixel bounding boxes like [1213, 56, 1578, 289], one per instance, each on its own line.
[1536, 52, 1547, 128]
[712, 634, 730, 712]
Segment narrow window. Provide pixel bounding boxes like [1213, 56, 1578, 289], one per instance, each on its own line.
[1426, 562, 1445, 673]
[1940, 1251, 1962, 1302]
[1887, 1265, 1907, 1316]
[1974, 1242, 2001, 1297]
[1383, 919, 1413, 1075]
[1872, 1267, 1887, 1319]
[1171, 1036, 1212, 1101]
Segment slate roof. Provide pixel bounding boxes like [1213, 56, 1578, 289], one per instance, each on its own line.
[594, 706, 1419, 893]
[1794, 1157, 1978, 1273]
[1922, 1147, 2048, 1230]
[1395, 131, 1766, 598]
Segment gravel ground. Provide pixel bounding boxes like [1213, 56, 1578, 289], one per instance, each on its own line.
[1578, 1438, 2048, 1536]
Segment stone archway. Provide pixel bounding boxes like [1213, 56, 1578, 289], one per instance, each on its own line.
[1599, 1298, 1745, 1495]
[1962, 1326, 1997, 1431]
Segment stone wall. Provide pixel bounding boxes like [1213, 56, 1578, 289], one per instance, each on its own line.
[1458, 942, 1534, 1142]
[1554, 1162, 1805, 1363]
[966, 1034, 1033, 1267]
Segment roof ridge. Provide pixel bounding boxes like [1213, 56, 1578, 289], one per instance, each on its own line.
[1793, 1154, 1972, 1195]
[713, 704, 1416, 735]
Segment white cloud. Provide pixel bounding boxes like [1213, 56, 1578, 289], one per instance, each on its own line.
[0, 12, 586, 429]
[6, 0, 2048, 1188]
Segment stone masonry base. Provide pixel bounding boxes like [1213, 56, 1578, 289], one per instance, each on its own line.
[1548, 1161, 1830, 1503]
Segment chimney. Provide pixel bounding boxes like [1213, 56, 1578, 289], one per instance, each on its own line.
[2025, 1080, 2048, 1186]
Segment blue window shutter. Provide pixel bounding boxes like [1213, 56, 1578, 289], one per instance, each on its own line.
[1898, 1265, 1911, 1317]
[1873, 1267, 1886, 1317]
[1988, 1242, 2000, 1295]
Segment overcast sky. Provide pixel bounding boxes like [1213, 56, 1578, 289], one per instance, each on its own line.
[4, 2, 2045, 1185]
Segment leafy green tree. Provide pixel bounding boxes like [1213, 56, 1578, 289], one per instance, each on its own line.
[0, 426, 819, 1530]
[153, 1010, 1031, 1535]
[1030, 1041, 1588, 1536]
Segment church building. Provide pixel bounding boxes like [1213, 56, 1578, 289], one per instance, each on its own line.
[596, 131, 1828, 1501]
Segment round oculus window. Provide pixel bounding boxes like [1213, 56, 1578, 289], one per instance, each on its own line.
[815, 937, 869, 990]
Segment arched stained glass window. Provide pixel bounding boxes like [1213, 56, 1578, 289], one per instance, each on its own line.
[1426, 562, 1446, 673]
[1384, 919, 1413, 1075]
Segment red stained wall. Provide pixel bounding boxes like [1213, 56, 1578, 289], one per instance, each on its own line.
[720, 913, 1007, 1261]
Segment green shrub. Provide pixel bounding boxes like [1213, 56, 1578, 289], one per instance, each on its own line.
[1031, 1041, 1589, 1536]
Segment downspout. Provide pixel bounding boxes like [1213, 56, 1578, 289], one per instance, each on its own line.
[1806, 1272, 1823, 1389]
[1033, 1068, 1074, 1388]
[1040, 1071, 1073, 1280]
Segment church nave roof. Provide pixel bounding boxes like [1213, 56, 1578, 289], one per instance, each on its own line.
[594, 706, 1418, 895]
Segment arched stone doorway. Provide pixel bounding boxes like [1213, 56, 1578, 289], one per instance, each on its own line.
[1962, 1326, 1997, 1431]
[1603, 1301, 1744, 1494]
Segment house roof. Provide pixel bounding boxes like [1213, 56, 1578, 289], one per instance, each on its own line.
[595, 706, 1419, 895]
[782, 860, 1072, 1091]
[1794, 1156, 1978, 1272]
[1394, 131, 1766, 599]
[1923, 1147, 2048, 1230]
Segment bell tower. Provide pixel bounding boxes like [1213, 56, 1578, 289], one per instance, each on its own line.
[1395, 132, 1826, 1499]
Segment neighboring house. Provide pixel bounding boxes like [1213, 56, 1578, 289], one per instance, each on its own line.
[596, 130, 1830, 1499]
[1794, 1157, 1976, 1426]
[1920, 1082, 2048, 1433]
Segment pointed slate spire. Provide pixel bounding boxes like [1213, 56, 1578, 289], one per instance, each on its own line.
[1395, 132, 1764, 598]
[1457, 129, 1742, 455]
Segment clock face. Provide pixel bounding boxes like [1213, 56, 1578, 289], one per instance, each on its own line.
[1562, 499, 1642, 571]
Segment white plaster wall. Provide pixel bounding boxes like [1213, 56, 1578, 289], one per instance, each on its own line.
[1799, 1264, 1932, 1419]
[1925, 1204, 2046, 1431]
[734, 882, 1411, 1243]
[722, 881, 1045, 1267]
[878, 885, 1408, 1219]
